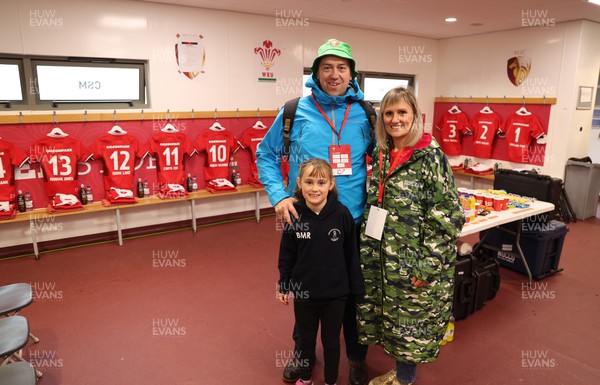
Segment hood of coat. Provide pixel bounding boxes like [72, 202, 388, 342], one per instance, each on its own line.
[295, 191, 339, 218]
[414, 132, 433, 151]
[404, 132, 435, 161]
[305, 75, 365, 107]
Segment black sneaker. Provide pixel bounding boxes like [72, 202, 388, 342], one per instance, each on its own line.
[348, 360, 368, 385]
[282, 359, 300, 383]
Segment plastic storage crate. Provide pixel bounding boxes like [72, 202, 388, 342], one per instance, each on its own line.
[480, 220, 569, 279]
[564, 160, 600, 220]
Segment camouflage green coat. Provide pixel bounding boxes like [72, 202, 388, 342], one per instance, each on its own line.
[357, 134, 465, 364]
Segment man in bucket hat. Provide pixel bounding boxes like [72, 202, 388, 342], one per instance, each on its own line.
[257, 38, 373, 385]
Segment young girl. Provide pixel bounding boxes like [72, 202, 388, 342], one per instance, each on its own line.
[278, 158, 365, 385]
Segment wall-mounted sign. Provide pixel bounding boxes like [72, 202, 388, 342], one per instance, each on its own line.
[175, 33, 205, 80]
[254, 40, 281, 82]
[507, 54, 531, 86]
[576, 86, 594, 110]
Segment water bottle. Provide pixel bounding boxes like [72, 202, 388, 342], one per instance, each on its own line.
[17, 190, 26, 213]
[460, 196, 471, 223]
[25, 192, 34, 211]
[86, 185, 93, 203]
[143, 180, 150, 196]
[192, 176, 198, 192]
[442, 315, 455, 345]
[448, 315, 455, 342]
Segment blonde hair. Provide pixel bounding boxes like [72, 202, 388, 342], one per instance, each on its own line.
[293, 158, 338, 199]
[374, 86, 424, 150]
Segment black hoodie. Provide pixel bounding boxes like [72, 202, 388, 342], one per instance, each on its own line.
[278, 193, 365, 300]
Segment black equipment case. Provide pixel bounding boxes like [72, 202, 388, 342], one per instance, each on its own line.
[453, 251, 501, 320]
[493, 169, 562, 221]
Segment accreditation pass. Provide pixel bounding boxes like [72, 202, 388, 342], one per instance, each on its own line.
[329, 145, 352, 176]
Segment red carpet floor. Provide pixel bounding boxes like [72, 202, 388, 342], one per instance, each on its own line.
[1, 211, 599, 385]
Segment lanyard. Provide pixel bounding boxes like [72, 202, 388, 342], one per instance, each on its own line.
[377, 147, 409, 205]
[311, 93, 352, 142]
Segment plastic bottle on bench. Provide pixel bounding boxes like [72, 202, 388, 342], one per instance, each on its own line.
[79, 184, 88, 205]
[137, 178, 144, 198]
[25, 192, 34, 211]
[86, 185, 93, 203]
[186, 173, 193, 193]
[17, 190, 26, 213]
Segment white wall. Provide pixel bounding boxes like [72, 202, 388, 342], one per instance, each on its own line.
[436, 20, 600, 179]
[0, 0, 438, 113]
[579, 21, 600, 165]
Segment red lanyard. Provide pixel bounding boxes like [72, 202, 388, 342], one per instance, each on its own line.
[377, 148, 409, 205]
[311, 93, 352, 142]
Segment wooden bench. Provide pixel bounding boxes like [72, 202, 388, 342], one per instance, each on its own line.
[1, 185, 265, 259]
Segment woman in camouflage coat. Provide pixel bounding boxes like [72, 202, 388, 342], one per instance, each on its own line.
[357, 87, 465, 385]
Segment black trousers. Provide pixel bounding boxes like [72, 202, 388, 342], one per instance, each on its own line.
[291, 225, 368, 362]
[294, 297, 346, 384]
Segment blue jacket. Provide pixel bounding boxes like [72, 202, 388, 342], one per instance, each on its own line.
[256, 76, 374, 222]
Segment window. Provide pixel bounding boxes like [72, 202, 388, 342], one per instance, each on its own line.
[363, 75, 411, 103]
[0, 59, 26, 107]
[302, 69, 414, 104]
[0, 55, 148, 110]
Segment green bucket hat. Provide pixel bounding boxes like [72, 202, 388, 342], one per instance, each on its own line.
[311, 39, 358, 79]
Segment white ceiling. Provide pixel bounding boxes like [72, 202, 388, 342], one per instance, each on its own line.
[136, 0, 600, 39]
